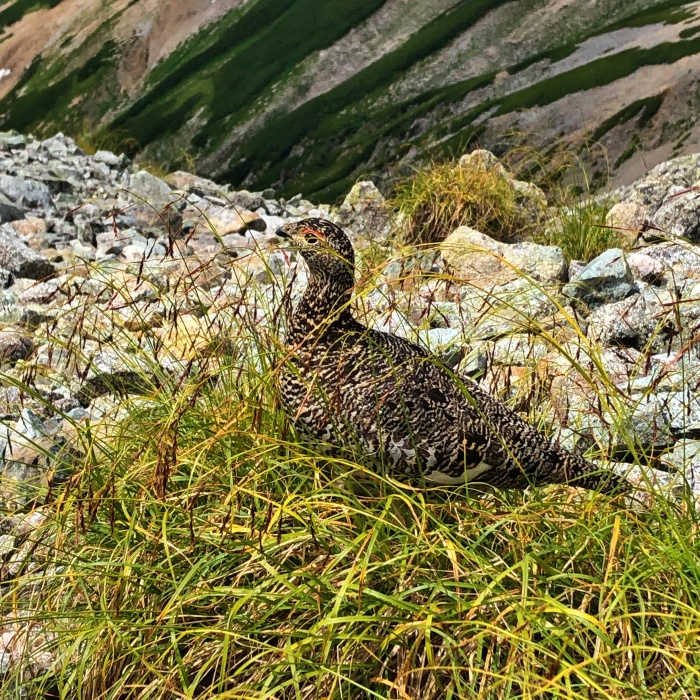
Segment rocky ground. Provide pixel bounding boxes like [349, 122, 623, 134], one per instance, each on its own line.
[1, 130, 700, 681]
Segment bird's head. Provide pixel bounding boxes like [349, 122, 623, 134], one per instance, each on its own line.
[276, 218, 355, 285]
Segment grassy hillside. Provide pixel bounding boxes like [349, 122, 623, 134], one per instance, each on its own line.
[1, 0, 699, 199]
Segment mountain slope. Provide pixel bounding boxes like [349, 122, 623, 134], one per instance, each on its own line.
[1, 0, 699, 201]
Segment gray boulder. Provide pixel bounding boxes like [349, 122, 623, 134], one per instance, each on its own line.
[613, 153, 700, 215]
[563, 248, 635, 306]
[0, 225, 55, 284]
[588, 286, 676, 351]
[0, 131, 26, 150]
[651, 187, 700, 243]
[441, 226, 566, 289]
[336, 180, 396, 241]
[124, 170, 178, 209]
[0, 194, 24, 224]
[0, 175, 53, 210]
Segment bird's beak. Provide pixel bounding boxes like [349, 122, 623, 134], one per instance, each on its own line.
[275, 226, 291, 240]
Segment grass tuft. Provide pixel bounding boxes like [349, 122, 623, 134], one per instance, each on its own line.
[541, 197, 626, 263]
[390, 158, 533, 246]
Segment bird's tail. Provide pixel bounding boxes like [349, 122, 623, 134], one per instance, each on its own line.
[552, 448, 632, 496]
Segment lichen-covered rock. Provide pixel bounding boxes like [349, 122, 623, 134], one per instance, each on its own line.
[0, 175, 53, 210]
[612, 153, 700, 215]
[563, 248, 635, 306]
[605, 200, 648, 244]
[0, 224, 55, 284]
[0, 193, 24, 224]
[335, 180, 396, 240]
[634, 241, 700, 283]
[588, 286, 676, 351]
[198, 203, 266, 236]
[440, 226, 566, 289]
[123, 170, 177, 208]
[652, 187, 700, 242]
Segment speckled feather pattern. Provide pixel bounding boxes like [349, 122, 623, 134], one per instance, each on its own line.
[277, 219, 629, 493]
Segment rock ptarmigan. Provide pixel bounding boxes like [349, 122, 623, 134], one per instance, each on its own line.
[276, 218, 629, 494]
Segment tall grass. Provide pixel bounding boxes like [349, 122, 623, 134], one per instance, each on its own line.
[390, 159, 533, 246]
[1, 209, 700, 699]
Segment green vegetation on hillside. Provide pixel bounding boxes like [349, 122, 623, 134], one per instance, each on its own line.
[1, 0, 699, 201]
[218, 28, 700, 201]
[109, 0, 389, 149]
[0, 0, 64, 33]
[590, 93, 665, 142]
[1, 42, 117, 134]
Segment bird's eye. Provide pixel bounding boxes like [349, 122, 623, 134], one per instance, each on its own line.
[301, 228, 324, 245]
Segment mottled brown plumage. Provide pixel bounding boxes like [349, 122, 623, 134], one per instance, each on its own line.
[276, 218, 629, 493]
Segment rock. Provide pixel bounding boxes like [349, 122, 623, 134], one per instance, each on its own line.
[416, 327, 464, 368]
[41, 132, 82, 157]
[664, 440, 700, 494]
[635, 241, 700, 283]
[13, 509, 48, 537]
[0, 131, 26, 150]
[0, 409, 67, 510]
[0, 193, 24, 224]
[440, 226, 566, 289]
[605, 201, 648, 244]
[489, 334, 549, 366]
[0, 175, 53, 210]
[652, 187, 700, 243]
[124, 170, 177, 207]
[0, 534, 14, 559]
[619, 393, 676, 454]
[626, 251, 664, 283]
[0, 225, 55, 283]
[568, 260, 586, 279]
[612, 153, 700, 214]
[75, 348, 157, 406]
[336, 181, 395, 240]
[509, 178, 547, 225]
[0, 291, 21, 323]
[458, 149, 508, 176]
[667, 389, 700, 439]
[612, 462, 686, 503]
[0, 327, 34, 364]
[562, 248, 635, 306]
[7, 216, 49, 239]
[588, 286, 676, 351]
[93, 150, 123, 167]
[200, 204, 266, 236]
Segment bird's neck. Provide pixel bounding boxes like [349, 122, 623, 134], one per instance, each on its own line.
[288, 274, 354, 345]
